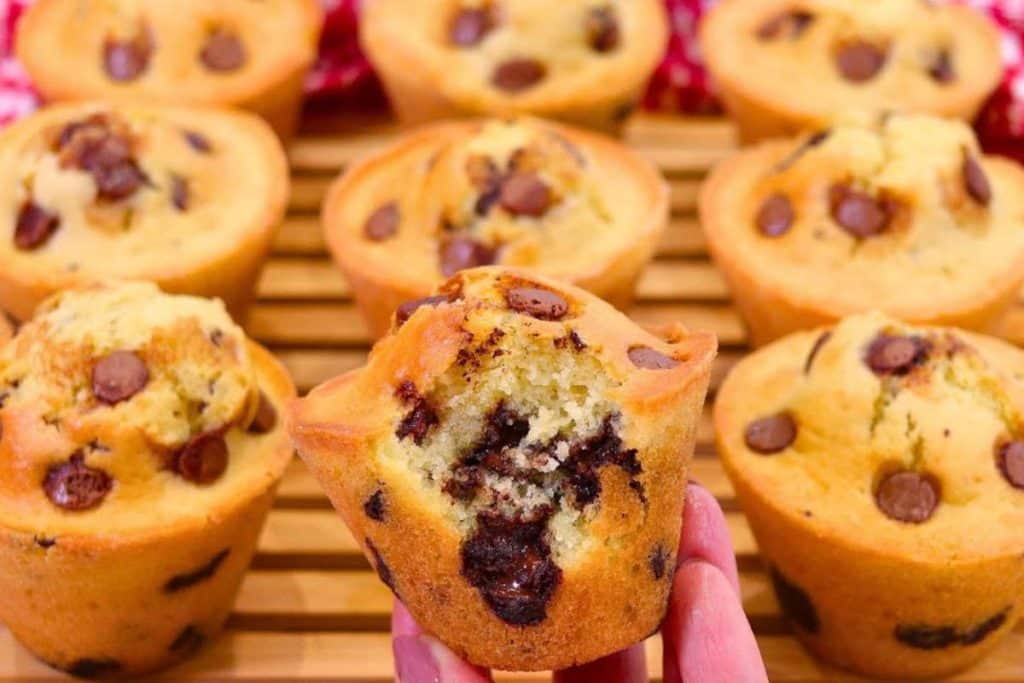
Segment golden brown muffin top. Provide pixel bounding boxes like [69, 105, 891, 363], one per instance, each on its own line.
[17, 0, 322, 105]
[0, 102, 288, 290]
[701, 0, 1001, 125]
[0, 281, 286, 536]
[716, 312, 1024, 561]
[362, 0, 667, 114]
[326, 118, 667, 291]
[700, 114, 1024, 320]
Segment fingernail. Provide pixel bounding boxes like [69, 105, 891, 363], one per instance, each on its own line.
[394, 635, 441, 683]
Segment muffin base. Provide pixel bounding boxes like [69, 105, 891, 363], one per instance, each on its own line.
[0, 344, 295, 678]
[716, 329, 1024, 679]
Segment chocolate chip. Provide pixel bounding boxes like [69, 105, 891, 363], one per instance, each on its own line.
[66, 658, 121, 678]
[169, 625, 206, 656]
[929, 49, 955, 83]
[14, 201, 60, 250]
[771, 568, 820, 634]
[997, 441, 1024, 490]
[963, 154, 992, 206]
[895, 608, 1008, 650]
[103, 35, 151, 82]
[461, 510, 562, 626]
[59, 120, 147, 201]
[744, 414, 797, 454]
[865, 334, 928, 375]
[756, 194, 794, 237]
[34, 535, 56, 549]
[92, 350, 149, 405]
[875, 471, 940, 523]
[395, 295, 451, 327]
[173, 432, 229, 485]
[499, 173, 552, 217]
[366, 538, 397, 593]
[466, 154, 501, 192]
[449, 7, 494, 46]
[829, 185, 893, 238]
[492, 58, 547, 92]
[505, 286, 569, 321]
[364, 489, 386, 522]
[836, 41, 887, 82]
[628, 346, 679, 370]
[170, 175, 189, 211]
[559, 414, 641, 508]
[184, 130, 212, 153]
[804, 331, 832, 374]
[364, 202, 399, 241]
[247, 392, 277, 434]
[586, 6, 620, 53]
[757, 10, 815, 40]
[649, 545, 670, 580]
[395, 381, 438, 445]
[200, 30, 246, 72]
[439, 236, 496, 277]
[164, 549, 230, 593]
[43, 454, 112, 511]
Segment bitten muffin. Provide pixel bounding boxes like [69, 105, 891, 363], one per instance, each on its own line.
[699, 113, 1024, 347]
[361, 0, 668, 132]
[0, 102, 289, 324]
[715, 312, 1024, 679]
[700, 0, 1002, 143]
[16, 0, 323, 140]
[0, 281, 294, 678]
[288, 267, 716, 670]
[324, 117, 668, 338]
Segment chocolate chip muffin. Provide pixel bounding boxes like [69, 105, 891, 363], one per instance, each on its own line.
[699, 113, 1024, 347]
[0, 102, 289, 324]
[361, 0, 668, 133]
[324, 117, 668, 338]
[16, 0, 323, 139]
[715, 312, 1024, 679]
[0, 281, 295, 678]
[288, 266, 716, 670]
[700, 0, 1002, 143]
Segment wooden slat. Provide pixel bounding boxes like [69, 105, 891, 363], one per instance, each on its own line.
[4, 629, 1023, 682]
[249, 303, 746, 348]
[254, 508, 757, 563]
[270, 215, 708, 258]
[257, 258, 728, 302]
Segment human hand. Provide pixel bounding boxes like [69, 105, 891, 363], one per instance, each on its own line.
[391, 481, 769, 682]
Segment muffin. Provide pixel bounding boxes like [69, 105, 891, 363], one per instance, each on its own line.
[0, 281, 295, 678]
[699, 113, 1024, 347]
[715, 312, 1024, 679]
[700, 0, 1003, 143]
[16, 0, 323, 140]
[0, 101, 289, 324]
[323, 117, 669, 338]
[288, 266, 716, 670]
[360, 0, 668, 132]
[0, 313, 11, 346]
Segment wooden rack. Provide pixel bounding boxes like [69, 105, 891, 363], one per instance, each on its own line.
[1, 113, 1021, 682]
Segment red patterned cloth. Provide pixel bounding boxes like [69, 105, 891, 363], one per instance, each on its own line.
[5, 0, 1024, 158]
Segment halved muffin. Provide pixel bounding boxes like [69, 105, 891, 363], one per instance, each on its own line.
[0, 281, 295, 677]
[323, 117, 668, 337]
[701, 0, 1002, 143]
[699, 114, 1024, 346]
[16, 0, 323, 139]
[715, 312, 1024, 678]
[361, 0, 668, 132]
[0, 102, 289, 324]
[288, 267, 716, 670]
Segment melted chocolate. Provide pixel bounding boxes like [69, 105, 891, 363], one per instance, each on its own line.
[461, 510, 562, 626]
